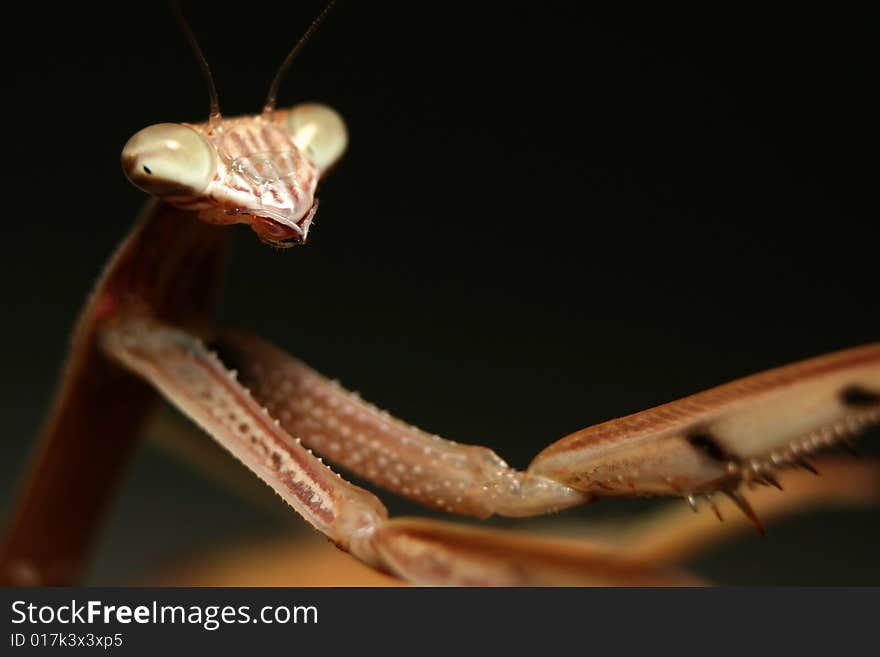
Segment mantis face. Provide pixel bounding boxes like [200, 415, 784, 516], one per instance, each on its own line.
[122, 103, 347, 247]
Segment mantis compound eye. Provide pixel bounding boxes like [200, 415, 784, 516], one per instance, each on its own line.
[285, 103, 348, 172]
[121, 123, 216, 197]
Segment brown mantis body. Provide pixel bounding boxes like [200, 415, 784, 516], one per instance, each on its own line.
[2, 123, 879, 584]
[2, 5, 879, 586]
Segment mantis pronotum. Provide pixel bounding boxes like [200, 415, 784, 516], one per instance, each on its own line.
[1, 3, 878, 585]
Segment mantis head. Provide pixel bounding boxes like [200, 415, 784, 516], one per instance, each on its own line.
[122, 104, 347, 247]
[122, 1, 343, 247]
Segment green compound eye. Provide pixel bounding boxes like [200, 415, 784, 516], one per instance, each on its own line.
[285, 103, 348, 172]
[122, 123, 216, 197]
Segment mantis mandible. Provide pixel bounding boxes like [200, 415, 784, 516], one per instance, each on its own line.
[2, 3, 879, 586]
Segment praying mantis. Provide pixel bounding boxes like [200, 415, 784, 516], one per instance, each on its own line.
[1, 2, 880, 580]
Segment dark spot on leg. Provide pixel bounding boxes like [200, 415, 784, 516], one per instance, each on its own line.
[687, 430, 735, 463]
[840, 386, 880, 407]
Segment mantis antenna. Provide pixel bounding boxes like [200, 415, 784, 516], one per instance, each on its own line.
[172, 1, 222, 127]
[263, 0, 337, 115]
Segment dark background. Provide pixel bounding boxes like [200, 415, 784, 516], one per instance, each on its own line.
[1, 2, 877, 584]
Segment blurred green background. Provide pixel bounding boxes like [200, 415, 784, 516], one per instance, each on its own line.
[1, 2, 877, 584]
